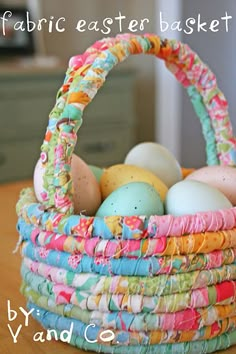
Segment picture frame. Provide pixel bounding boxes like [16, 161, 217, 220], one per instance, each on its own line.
[0, 7, 34, 56]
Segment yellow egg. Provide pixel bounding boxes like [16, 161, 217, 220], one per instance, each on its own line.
[100, 164, 168, 201]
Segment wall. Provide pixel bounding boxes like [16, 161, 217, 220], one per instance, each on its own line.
[154, 0, 183, 160]
[181, 0, 236, 167]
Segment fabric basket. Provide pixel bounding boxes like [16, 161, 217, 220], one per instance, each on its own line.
[16, 33, 236, 353]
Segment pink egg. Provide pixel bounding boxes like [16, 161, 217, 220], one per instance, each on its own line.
[33, 154, 102, 215]
[71, 154, 102, 215]
[186, 165, 236, 205]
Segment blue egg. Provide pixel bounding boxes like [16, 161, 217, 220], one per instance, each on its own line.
[96, 182, 164, 217]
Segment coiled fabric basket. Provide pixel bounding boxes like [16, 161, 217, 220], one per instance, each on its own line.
[16, 33, 236, 353]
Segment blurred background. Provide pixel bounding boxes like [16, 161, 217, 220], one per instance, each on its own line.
[0, 0, 235, 183]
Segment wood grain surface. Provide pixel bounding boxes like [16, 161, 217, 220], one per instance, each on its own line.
[0, 180, 235, 354]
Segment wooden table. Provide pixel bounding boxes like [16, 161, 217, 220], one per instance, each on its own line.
[0, 180, 235, 354]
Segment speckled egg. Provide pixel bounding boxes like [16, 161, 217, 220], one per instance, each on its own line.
[34, 154, 102, 215]
[186, 165, 236, 205]
[96, 182, 164, 217]
[124, 142, 182, 187]
[100, 164, 168, 201]
[165, 180, 233, 216]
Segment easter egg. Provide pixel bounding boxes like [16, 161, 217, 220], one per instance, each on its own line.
[33, 158, 46, 202]
[96, 182, 164, 217]
[34, 154, 101, 215]
[186, 165, 236, 205]
[124, 142, 182, 187]
[89, 165, 104, 183]
[165, 180, 232, 217]
[100, 164, 168, 201]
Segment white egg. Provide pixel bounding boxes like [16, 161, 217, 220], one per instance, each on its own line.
[33, 158, 45, 202]
[165, 180, 233, 216]
[124, 142, 182, 188]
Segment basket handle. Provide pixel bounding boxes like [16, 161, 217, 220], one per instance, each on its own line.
[39, 33, 236, 214]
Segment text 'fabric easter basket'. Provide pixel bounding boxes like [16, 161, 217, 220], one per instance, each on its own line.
[16, 33, 236, 353]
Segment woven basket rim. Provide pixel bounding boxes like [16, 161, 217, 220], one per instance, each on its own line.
[17, 186, 236, 240]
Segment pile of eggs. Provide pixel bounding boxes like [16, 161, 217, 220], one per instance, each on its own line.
[33, 142, 236, 217]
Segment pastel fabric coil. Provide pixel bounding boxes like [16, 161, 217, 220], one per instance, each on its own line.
[16, 33, 236, 353]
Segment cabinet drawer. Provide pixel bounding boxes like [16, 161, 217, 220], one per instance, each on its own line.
[0, 97, 52, 142]
[0, 73, 135, 142]
[0, 90, 135, 143]
[0, 124, 134, 182]
[0, 69, 136, 182]
[0, 75, 63, 98]
[0, 139, 41, 182]
[75, 125, 135, 167]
